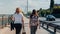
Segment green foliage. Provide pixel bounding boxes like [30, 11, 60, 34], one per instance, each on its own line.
[54, 5, 60, 9]
[38, 9, 51, 17]
[26, 11, 32, 16]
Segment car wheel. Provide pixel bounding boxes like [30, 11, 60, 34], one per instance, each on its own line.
[53, 19, 55, 21]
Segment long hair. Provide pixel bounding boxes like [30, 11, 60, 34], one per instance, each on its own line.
[15, 7, 22, 14]
[30, 9, 38, 18]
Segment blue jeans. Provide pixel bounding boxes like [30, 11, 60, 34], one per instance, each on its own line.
[30, 26, 37, 34]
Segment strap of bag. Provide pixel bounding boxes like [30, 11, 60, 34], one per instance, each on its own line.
[22, 25, 25, 31]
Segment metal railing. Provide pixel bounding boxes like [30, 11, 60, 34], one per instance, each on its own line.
[40, 20, 60, 34]
[0, 15, 9, 28]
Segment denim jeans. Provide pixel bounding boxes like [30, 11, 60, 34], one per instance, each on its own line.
[30, 26, 37, 34]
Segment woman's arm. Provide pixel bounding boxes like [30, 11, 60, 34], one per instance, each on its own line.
[38, 19, 40, 26]
[11, 15, 15, 21]
[29, 17, 31, 28]
[38, 17, 40, 29]
[22, 16, 24, 29]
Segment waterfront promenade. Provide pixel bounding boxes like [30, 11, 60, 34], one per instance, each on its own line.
[0, 17, 60, 34]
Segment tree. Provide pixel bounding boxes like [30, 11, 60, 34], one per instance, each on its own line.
[50, 0, 54, 14]
[27, 11, 32, 16]
[38, 8, 42, 17]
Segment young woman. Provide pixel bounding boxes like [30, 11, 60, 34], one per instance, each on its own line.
[12, 8, 24, 34]
[29, 9, 39, 34]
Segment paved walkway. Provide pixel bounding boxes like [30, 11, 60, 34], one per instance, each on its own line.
[0, 17, 60, 34]
[0, 25, 50, 34]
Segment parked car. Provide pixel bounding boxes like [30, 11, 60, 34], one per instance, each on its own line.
[46, 15, 56, 21]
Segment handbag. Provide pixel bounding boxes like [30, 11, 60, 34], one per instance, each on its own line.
[22, 26, 26, 34]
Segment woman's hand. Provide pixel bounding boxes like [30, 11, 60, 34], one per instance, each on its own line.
[22, 24, 24, 29]
[29, 24, 31, 28]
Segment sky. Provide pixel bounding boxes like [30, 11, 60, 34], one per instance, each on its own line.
[0, 0, 60, 14]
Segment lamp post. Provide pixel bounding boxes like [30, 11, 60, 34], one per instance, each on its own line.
[27, 0, 28, 13]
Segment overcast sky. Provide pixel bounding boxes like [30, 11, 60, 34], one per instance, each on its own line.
[0, 0, 60, 14]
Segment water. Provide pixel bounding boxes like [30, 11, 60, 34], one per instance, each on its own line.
[0, 16, 9, 26]
[0, 18, 8, 25]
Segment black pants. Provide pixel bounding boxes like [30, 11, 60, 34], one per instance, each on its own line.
[30, 26, 37, 34]
[11, 22, 14, 31]
[14, 23, 22, 34]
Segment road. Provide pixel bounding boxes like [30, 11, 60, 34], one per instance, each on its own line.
[39, 17, 60, 21]
[39, 17, 60, 34]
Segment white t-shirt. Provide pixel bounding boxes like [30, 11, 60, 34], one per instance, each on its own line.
[13, 13, 23, 24]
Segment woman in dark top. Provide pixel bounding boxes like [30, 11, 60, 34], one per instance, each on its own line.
[29, 9, 39, 34]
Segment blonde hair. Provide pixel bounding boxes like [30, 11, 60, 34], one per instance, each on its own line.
[16, 7, 22, 13]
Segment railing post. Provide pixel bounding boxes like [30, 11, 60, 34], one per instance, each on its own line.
[54, 27, 56, 34]
[47, 24, 49, 29]
[42, 23, 43, 27]
[2, 16, 3, 28]
[5, 23, 6, 27]
[5, 16, 7, 27]
[42, 22, 44, 27]
[39, 22, 41, 29]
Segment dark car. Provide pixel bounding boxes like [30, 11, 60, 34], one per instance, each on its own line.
[46, 15, 55, 21]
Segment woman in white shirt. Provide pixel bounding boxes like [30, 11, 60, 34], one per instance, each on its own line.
[12, 8, 24, 34]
